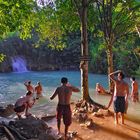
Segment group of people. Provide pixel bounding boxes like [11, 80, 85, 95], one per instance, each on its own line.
[14, 77, 80, 140]
[14, 81, 43, 118]
[13, 71, 139, 140]
[96, 75, 139, 103]
[24, 81, 43, 99]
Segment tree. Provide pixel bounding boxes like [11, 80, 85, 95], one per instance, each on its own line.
[95, 0, 140, 91]
[0, 0, 105, 107]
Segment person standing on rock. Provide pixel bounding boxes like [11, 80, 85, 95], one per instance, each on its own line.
[50, 77, 80, 140]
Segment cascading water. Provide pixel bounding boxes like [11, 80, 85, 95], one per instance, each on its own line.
[11, 56, 28, 72]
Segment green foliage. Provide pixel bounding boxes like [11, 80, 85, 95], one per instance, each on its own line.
[0, 53, 6, 62]
[0, 0, 140, 75]
[113, 33, 140, 75]
[0, 0, 36, 38]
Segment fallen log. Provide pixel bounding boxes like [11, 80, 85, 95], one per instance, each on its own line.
[0, 125, 15, 140]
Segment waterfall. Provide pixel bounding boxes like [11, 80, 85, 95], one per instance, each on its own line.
[11, 56, 28, 72]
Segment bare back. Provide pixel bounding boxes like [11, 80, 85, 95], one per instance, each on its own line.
[35, 85, 42, 94]
[57, 85, 72, 105]
[51, 84, 80, 105]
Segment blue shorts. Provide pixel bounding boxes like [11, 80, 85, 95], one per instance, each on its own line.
[114, 96, 125, 113]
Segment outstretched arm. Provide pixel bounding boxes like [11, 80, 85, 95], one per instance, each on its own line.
[67, 83, 80, 92]
[71, 86, 80, 92]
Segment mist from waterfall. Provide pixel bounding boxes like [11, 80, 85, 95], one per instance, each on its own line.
[11, 56, 28, 72]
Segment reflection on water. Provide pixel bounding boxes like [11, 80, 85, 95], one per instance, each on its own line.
[0, 71, 140, 121]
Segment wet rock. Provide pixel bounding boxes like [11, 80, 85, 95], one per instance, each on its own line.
[0, 136, 9, 140]
[38, 133, 55, 140]
[41, 114, 56, 122]
[0, 115, 58, 140]
[0, 104, 14, 117]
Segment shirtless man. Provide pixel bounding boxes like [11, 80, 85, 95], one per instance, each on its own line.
[24, 81, 34, 93]
[130, 77, 139, 102]
[50, 77, 80, 140]
[14, 91, 35, 118]
[107, 70, 129, 124]
[35, 82, 43, 99]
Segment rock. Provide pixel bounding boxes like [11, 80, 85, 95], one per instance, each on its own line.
[0, 104, 14, 117]
[7, 116, 49, 139]
[73, 112, 88, 123]
[41, 114, 56, 122]
[92, 112, 104, 117]
[98, 109, 112, 116]
[80, 123, 87, 127]
[38, 133, 55, 140]
[75, 102, 82, 108]
[0, 106, 5, 112]
[79, 108, 87, 113]
[85, 119, 94, 127]
[0, 136, 9, 140]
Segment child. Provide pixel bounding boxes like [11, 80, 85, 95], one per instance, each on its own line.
[14, 91, 35, 118]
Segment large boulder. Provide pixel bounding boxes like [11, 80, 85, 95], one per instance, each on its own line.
[0, 116, 56, 140]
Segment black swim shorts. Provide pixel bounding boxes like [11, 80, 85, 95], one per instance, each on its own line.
[113, 96, 125, 113]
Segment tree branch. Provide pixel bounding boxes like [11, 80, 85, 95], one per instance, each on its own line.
[96, 1, 108, 43]
[72, 0, 82, 21]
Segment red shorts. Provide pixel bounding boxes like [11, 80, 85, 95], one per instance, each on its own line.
[56, 104, 72, 126]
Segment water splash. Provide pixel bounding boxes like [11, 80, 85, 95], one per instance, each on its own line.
[11, 56, 28, 72]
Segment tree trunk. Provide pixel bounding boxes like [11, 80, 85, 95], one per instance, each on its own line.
[106, 44, 114, 92]
[72, 0, 105, 109]
[80, 0, 90, 101]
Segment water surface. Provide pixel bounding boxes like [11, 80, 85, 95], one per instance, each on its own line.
[0, 71, 140, 120]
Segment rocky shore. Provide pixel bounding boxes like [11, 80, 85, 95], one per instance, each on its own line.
[0, 101, 140, 140]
